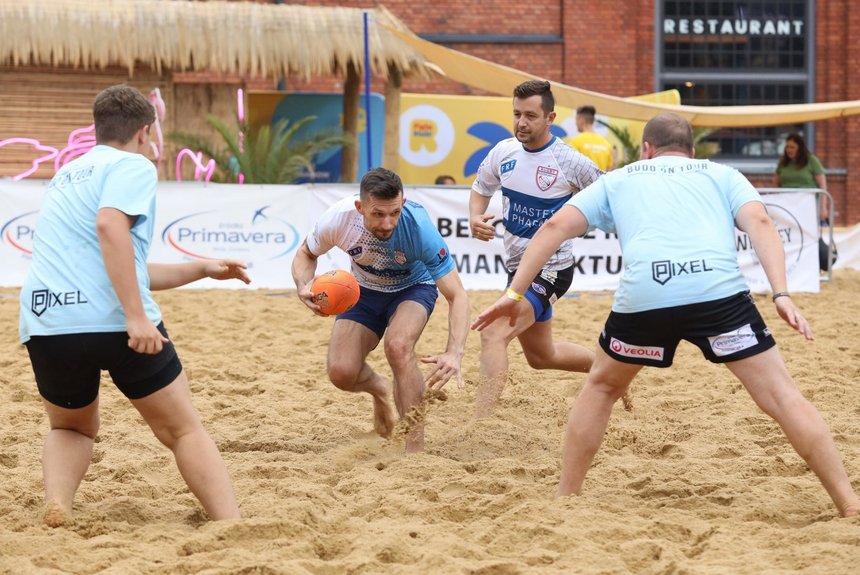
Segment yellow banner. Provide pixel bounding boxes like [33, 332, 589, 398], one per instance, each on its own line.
[397, 90, 681, 186]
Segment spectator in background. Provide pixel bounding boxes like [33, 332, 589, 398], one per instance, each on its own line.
[434, 175, 456, 186]
[774, 133, 835, 271]
[569, 105, 615, 172]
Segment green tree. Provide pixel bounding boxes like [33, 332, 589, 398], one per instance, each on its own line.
[169, 115, 351, 184]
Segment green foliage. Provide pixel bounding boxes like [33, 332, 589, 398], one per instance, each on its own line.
[597, 120, 639, 168]
[168, 115, 351, 184]
[597, 121, 721, 168]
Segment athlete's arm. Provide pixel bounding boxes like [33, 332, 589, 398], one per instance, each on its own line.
[735, 201, 813, 340]
[148, 261, 250, 290]
[291, 240, 324, 315]
[421, 268, 470, 390]
[96, 207, 166, 354]
[469, 191, 495, 242]
[472, 204, 588, 331]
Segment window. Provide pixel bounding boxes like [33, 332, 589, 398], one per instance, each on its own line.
[657, 1, 814, 159]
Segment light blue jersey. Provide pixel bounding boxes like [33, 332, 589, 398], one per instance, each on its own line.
[568, 156, 762, 313]
[472, 136, 603, 272]
[306, 196, 454, 293]
[19, 146, 161, 342]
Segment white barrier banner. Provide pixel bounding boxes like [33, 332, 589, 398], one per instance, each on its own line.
[0, 180, 822, 292]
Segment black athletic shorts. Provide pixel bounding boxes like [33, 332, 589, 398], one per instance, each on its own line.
[24, 322, 183, 409]
[599, 291, 776, 368]
[507, 265, 574, 322]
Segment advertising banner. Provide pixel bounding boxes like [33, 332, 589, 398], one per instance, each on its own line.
[0, 181, 820, 293]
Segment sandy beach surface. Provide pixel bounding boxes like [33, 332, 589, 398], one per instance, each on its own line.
[1, 272, 858, 574]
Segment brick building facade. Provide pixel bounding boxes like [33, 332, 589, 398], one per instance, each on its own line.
[267, 0, 858, 225]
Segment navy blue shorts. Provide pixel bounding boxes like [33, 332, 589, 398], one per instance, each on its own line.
[507, 265, 574, 322]
[25, 322, 183, 409]
[599, 291, 776, 368]
[338, 283, 438, 339]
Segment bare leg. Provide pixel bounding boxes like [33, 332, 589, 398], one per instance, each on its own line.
[385, 301, 431, 453]
[41, 398, 100, 527]
[327, 320, 396, 438]
[132, 371, 240, 520]
[556, 347, 641, 497]
[727, 347, 860, 518]
[521, 328, 635, 410]
[519, 319, 594, 373]
[474, 301, 537, 418]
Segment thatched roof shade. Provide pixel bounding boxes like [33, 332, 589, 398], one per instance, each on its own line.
[0, 0, 430, 79]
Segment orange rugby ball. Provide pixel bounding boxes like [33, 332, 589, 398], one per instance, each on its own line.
[311, 269, 360, 316]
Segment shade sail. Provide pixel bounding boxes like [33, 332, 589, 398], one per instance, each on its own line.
[388, 27, 860, 127]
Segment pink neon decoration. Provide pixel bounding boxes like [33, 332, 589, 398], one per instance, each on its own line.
[55, 124, 96, 171]
[175, 148, 216, 183]
[148, 88, 166, 162]
[237, 88, 246, 185]
[0, 138, 60, 181]
[237, 88, 245, 124]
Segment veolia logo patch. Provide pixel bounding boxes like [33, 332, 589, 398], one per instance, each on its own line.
[0, 210, 39, 255]
[161, 206, 300, 262]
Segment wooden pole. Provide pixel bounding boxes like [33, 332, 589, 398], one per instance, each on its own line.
[383, 63, 402, 173]
[342, 61, 360, 182]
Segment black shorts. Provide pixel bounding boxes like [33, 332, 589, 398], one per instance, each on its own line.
[24, 322, 183, 409]
[599, 291, 776, 368]
[507, 265, 574, 322]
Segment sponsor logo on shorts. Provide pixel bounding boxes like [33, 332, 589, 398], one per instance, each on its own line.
[30, 289, 89, 317]
[539, 268, 558, 284]
[536, 165, 559, 191]
[708, 323, 757, 357]
[609, 337, 664, 360]
[651, 259, 714, 285]
[531, 282, 547, 296]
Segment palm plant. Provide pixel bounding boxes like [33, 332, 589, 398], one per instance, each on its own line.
[169, 115, 351, 184]
[597, 121, 720, 168]
[597, 120, 639, 168]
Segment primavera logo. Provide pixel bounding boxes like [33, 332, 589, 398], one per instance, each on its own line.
[0, 210, 39, 255]
[162, 205, 300, 262]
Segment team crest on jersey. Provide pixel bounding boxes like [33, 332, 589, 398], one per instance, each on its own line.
[394, 249, 407, 265]
[348, 246, 363, 257]
[536, 165, 559, 191]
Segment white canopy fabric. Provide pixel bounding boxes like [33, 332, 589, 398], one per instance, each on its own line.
[388, 27, 860, 127]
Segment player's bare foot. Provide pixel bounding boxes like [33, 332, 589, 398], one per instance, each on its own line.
[42, 501, 72, 528]
[368, 374, 395, 438]
[372, 395, 396, 438]
[620, 391, 633, 411]
[839, 498, 860, 518]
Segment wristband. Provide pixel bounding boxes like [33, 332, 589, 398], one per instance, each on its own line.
[772, 291, 791, 302]
[505, 288, 524, 302]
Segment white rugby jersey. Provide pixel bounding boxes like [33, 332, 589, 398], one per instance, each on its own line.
[472, 136, 603, 271]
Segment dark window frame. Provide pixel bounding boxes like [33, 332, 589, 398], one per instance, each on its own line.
[654, 1, 816, 161]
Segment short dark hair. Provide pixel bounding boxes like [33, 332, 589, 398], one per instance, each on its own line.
[434, 174, 456, 185]
[360, 167, 403, 201]
[513, 80, 554, 115]
[642, 113, 694, 154]
[576, 105, 596, 124]
[93, 85, 155, 145]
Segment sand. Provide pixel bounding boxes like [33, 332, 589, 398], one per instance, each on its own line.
[1, 272, 858, 574]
